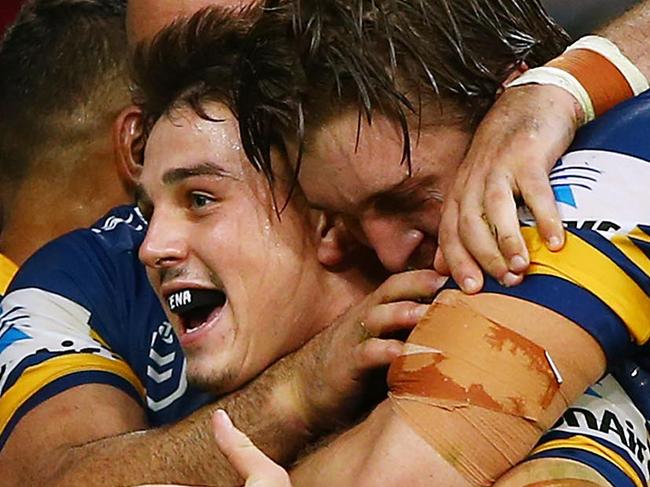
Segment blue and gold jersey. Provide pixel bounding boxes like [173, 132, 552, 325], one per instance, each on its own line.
[477, 92, 650, 486]
[533, 373, 650, 487]
[491, 91, 650, 364]
[0, 206, 213, 451]
[0, 253, 17, 297]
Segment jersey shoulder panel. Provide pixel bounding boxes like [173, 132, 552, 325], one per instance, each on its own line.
[0, 253, 17, 297]
[0, 206, 214, 449]
[532, 373, 649, 487]
[8, 205, 148, 341]
[0, 287, 145, 451]
[516, 93, 650, 352]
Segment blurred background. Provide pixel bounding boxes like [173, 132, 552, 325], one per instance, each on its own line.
[542, 0, 642, 37]
[0, 0, 646, 40]
[0, 0, 23, 37]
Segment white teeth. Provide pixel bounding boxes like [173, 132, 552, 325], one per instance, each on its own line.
[186, 322, 206, 334]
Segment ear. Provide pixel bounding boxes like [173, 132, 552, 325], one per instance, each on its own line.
[315, 212, 353, 267]
[496, 61, 530, 98]
[112, 105, 144, 192]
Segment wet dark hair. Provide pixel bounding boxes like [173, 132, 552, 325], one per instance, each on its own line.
[0, 0, 129, 186]
[133, 0, 570, 186]
[132, 4, 298, 187]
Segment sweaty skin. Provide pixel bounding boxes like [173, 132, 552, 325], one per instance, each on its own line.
[437, 0, 650, 294]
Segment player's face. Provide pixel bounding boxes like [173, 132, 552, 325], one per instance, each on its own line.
[294, 110, 472, 272]
[139, 103, 356, 393]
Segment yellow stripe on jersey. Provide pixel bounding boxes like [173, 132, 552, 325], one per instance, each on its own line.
[0, 353, 145, 435]
[0, 253, 18, 296]
[523, 228, 650, 344]
[532, 435, 643, 487]
[89, 329, 110, 348]
[612, 228, 650, 278]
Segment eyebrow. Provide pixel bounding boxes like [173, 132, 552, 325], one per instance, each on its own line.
[372, 174, 441, 202]
[162, 161, 238, 185]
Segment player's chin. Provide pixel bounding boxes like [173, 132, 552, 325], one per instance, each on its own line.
[186, 354, 239, 394]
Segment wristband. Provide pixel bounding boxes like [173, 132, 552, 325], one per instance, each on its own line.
[506, 35, 649, 125]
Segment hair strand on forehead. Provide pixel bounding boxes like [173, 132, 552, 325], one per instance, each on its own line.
[132, 0, 569, 195]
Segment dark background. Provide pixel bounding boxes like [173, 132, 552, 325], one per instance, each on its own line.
[0, 1, 645, 51]
[0, 0, 23, 37]
[542, 0, 642, 37]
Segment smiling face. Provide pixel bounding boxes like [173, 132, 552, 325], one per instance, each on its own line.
[295, 109, 473, 272]
[139, 103, 370, 393]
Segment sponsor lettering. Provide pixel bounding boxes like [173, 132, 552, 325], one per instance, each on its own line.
[554, 406, 650, 468]
[564, 220, 622, 233]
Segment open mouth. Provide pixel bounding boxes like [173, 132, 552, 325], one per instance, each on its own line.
[167, 288, 227, 335]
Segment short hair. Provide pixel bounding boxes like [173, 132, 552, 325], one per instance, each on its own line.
[0, 0, 128, 186]
[133, 0, 570, 185]
[132, 5, 289, 186]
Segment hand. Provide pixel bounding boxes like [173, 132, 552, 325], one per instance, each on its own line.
[134, 411, 291, 487]
[436, 84, 580, 293]
[290, 270, 446, 432]
[212, 410, 292, 487]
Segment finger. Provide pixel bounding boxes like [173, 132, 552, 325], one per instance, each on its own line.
[518, 169, 565, 251]
[374, 269, 447, 304]
[482, 174, 529, 274]
[433, 247, 450, 276]
[363, 302, 430, 336]
[212, 410, 291, 485]
[458, 189, 517, 287]
[353, 338, 405, 370]
[437, 197, 484, 293]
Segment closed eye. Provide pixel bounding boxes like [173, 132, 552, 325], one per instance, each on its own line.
[373, 190, 442, 215]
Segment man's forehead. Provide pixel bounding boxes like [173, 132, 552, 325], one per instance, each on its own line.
[126, 0, 256, 45]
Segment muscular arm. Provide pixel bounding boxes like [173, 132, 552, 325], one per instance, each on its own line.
[0, 270, 437, 487]
[0, 355, 311, 487]
[598, 0, 650, 76]
[437, 0, 650, 292]
[0, 385, 149, 487]
[290, 292, 606, 487]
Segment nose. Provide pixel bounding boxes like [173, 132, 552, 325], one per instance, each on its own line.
[360, 215, 425, 272]
[139, 209, 189, 269]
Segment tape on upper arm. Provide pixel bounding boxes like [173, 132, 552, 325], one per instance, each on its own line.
[387, 290, 603, 486]
[389, 292, 562, 427]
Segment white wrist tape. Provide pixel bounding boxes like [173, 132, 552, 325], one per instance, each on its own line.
[572, 35, 648, 96]
[506, 66, 595, 124]
[505, 35, 649, 126]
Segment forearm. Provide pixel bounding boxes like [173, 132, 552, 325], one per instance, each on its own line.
[290, 401, 469, 487]
[598, 0, 650, 77]
[289, 403, 385, 487]
[51, 361, 311, 487]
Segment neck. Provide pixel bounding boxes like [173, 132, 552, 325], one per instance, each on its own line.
[315, 260, 382, 333]
[0, 171, 132, 266]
